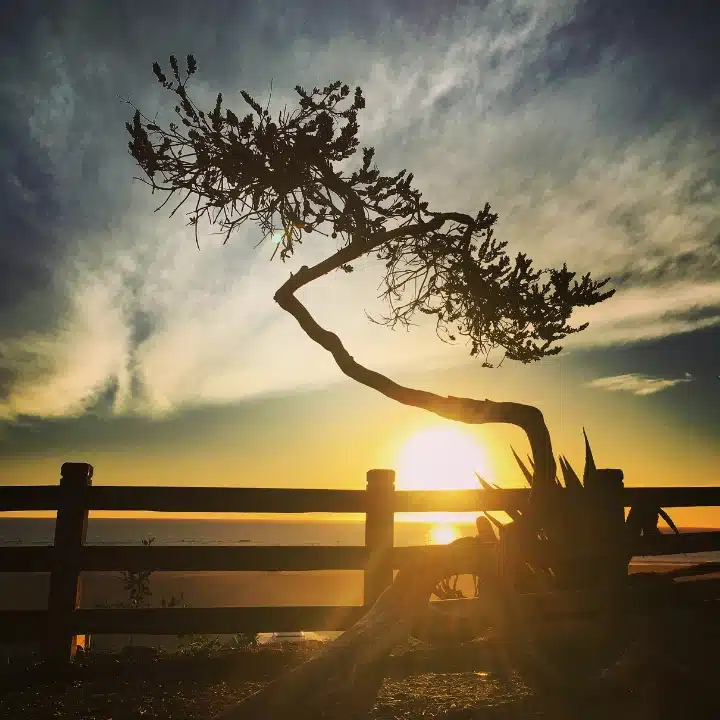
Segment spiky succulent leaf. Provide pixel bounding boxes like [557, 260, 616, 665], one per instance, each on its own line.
[559, 455, 583, 491]
[658, 508, 680, 535]
[510, 445, 534, 487]
[582, 428, 596, 488]
[481, 511, 504, 531]
[474, 471, 494, 491]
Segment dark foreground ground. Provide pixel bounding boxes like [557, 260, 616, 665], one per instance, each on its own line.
[1, 628, 718, 720]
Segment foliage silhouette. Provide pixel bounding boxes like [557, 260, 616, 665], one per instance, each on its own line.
[126, 55, 612, 367]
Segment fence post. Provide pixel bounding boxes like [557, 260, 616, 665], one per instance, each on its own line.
[45, 462, 93, 664]
[363, 469, 395, 606]
[497, 522, 518, 589]
[587, 468, 627, 583]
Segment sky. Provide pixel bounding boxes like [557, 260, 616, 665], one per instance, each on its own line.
[0, 0, 718, 526]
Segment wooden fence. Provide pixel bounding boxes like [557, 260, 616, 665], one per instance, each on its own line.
[1, 462, 719, 664]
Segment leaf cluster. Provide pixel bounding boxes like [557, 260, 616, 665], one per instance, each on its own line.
[376, 205, 613, 363]
[126, 54, 423, 259]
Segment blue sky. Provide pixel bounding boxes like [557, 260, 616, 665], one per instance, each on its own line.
[0, 1, 717, 520]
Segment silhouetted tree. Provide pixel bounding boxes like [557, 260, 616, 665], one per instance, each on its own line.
[124, 55, 614, 494]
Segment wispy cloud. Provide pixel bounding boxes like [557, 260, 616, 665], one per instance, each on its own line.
[0, 0, 717, 420]
[566, 280, 720, 348]
[587, 373, 693, 396]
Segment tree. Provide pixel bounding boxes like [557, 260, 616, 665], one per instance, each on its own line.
[124, 55, 614, 496]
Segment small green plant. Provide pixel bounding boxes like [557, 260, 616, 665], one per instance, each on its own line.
[95, 536, 157, 610]
[121, 536, 156, 608]
[96, 535, 260, 653]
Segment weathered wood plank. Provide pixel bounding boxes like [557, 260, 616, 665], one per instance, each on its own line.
[87, 486, 530, 513]
[623, 486, 720, 508]
[45, 463, 93, 663]
[0, 543, 494, 573]
[0, 544, 486, 574]
[364, 469, 395, 604]
[90, 606, 364, 635]
[0, 546, 54, 572]
[79, 545, 369, 572]
[0, 534, 716, 574]
[630, 530, 720, 556]
[0, 611, 47, 641]
[88, 486, 368, 513]
[1, 484, 718, 515]
[1, 578, 717, 640]
[0, 485, 60, 511]
[0, 606, 365, 638]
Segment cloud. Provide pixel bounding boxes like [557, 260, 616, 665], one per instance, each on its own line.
[586, 373, 693, 396]
[565, 280, 720, 348]
[0, 274, 131, 419]
[0, 0, 717, 420]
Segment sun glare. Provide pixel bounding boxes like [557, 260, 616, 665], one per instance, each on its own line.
[395, 425, 491, 491]
[394, 424, 492, 524]
[429, 523, 459, 545]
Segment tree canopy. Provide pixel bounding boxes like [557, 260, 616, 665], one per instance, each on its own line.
[125, 55, 616, 491]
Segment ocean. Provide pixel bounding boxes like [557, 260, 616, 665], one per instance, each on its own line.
[0, 516, 478, 548]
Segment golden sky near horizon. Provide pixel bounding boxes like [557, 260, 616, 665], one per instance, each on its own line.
[2, 359, 718, 527]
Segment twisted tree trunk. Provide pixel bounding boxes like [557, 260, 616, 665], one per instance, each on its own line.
[213, 563, 443, 719]
[274, 261, 557, 495]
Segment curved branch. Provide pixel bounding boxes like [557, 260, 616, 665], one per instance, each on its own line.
[274, 244, 557, 492]
[278, 216, 445, 295]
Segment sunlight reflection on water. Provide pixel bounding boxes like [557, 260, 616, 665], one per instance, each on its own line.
[428, 523, 460, 544]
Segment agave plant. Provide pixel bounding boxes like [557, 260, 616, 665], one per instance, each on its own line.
[477, 430, 680, 591]
[431, 426, 683, 605]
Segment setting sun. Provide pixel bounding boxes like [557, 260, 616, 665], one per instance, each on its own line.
[394, 424, 492, 525]
[395, 425, 491, 491]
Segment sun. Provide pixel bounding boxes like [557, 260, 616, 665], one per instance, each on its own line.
[394, 424, 492, 525]
[395, 425, 491, 491]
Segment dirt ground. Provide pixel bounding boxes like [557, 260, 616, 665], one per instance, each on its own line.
[1, 633, 717, 720]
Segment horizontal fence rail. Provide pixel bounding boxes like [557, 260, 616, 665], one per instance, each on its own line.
[0, 485, 60, 512]
[0, 543, 495, 574]
[4, 485, 720, 514]
[1, 463, 719, 664]
[2, 534, 720, 575]
[0, 607, 368, 643]
[3, 580, 720, 642]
